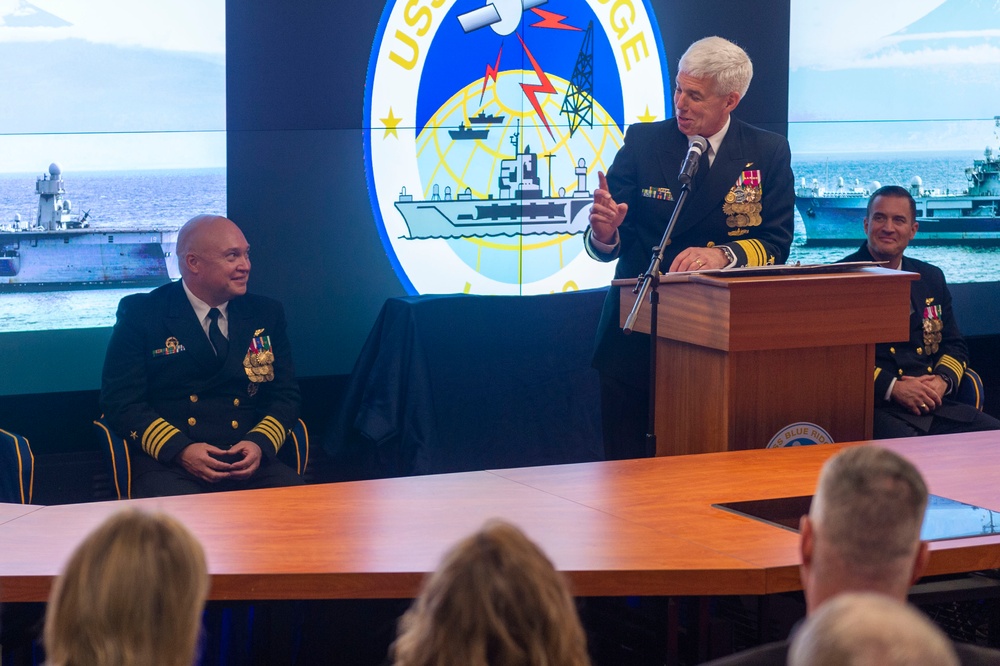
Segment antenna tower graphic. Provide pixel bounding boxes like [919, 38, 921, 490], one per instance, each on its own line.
[559, 21, 594, 137]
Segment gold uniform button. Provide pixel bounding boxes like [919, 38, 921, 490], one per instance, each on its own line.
[927, 366, 933, 373]
[189, 394, 198, 403]
[188, 417, 196, 426]
[233, 398, 240, 407]
[231, 420, 239, 429]
[889, 347, 895, 354]
[898, 369, 904, 376]
[916, 347, 923, 355]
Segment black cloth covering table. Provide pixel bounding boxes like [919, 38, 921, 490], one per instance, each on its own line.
[327, 289, 607, 478]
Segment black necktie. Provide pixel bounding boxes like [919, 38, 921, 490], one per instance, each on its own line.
[693, 148, 711, 191]
[207, 308, 228, 360]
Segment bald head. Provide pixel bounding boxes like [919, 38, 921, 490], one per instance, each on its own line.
[789, 593, 958, 666]
[177, 215, 251, 306]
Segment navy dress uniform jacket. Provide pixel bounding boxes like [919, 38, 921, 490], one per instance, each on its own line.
[840, 244, 975, 429]
[100, 280, 301, 463]
[585, 117, 795, 386]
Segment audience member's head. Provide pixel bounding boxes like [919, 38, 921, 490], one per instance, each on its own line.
[44, 510, 209, 666]
[788, 592, 958, 666]
[800, 445, 929, 614]
[391, 520, 590, 666]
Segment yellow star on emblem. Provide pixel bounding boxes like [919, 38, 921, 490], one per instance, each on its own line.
[636, 105, 657, 123]
[380, 107, 402, 139]
[130, 431, 138, 440]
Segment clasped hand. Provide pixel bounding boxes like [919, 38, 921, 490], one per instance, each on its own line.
[891, 375, 947, 415]
[177, 440, 262, 482]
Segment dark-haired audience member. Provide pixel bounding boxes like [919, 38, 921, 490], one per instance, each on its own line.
[839, 185, 1000, 438]
[703, 446, 1000, 665]
[44, 510, 209, 666]
[391, 520, 590, 666]
[788, 593, 958, 666]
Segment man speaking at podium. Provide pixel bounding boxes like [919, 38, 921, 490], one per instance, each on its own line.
[585, 36, 795, 460]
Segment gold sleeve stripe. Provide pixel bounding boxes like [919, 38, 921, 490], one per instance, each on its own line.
[250, 416, 286, 452]
[735, 239, 766, 266]
[142, 419, 180, 459]
[874, 367, 882, 382]
[936, 355, 965, 379]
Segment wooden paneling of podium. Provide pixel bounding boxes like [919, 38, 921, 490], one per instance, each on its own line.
[617, 266, 918, 456]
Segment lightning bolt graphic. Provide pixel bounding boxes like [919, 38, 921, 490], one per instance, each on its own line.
[516, 33, 556, 140]
[529, 8, 580, 31]
[479, 45, 503, 106]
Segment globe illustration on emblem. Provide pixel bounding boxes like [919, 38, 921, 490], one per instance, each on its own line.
[399, 71, 623, 285]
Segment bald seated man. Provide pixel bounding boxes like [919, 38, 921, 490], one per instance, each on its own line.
[101, 214, 304, 497]
[789, 593, 959, 666]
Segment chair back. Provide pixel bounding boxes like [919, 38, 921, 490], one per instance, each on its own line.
[0, 428, 35, 504]
[93, 416, 133, 500]
[956, 368, 985, 411]
[282, 419, 310, 476]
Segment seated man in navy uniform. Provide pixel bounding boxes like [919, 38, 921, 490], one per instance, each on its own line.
[840, 186, 1000, 438]
[100, 214, 305, 497]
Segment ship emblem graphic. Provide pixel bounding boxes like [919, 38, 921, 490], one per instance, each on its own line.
[395, 125, 593, 240]
[364, 0, 669, 295]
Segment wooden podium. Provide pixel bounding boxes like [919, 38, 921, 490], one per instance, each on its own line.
[617, 266, 917, 456]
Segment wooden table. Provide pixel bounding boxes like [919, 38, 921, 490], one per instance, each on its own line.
[1, 432, 998, 603]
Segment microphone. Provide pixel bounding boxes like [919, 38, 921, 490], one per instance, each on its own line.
[678, 135, 709, 186]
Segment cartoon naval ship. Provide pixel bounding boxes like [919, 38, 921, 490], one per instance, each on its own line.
[394, 130, 593, 239]
[794, 116, 1000, 245]
[0, 163, 179, 291]
[448, 121, 490, 141]
[468, 111, 506, 125]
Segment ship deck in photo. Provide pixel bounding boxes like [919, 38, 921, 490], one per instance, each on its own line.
[0, 226, 178, 292]
[0, 163, 179, 291]
[795, 122, 1000, 245]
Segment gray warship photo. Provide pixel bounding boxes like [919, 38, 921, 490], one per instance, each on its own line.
[787, 120, 1000, 283]
[0, 164, 225, 332]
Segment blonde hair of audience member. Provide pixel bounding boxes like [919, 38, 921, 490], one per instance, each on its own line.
[44, 510, 209, 666]
[391, 520, 590, 666]
[788, 592, 958, 666]
[799, 445, 930, 614]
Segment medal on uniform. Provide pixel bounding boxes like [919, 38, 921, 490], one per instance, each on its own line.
[152, 336, 186, 357]
[922, 304, 942, 355]
[244, 330, 275, 392]
[724, 166, 763, 236]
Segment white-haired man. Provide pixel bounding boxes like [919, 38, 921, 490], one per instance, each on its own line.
[585, 36, 795, 460]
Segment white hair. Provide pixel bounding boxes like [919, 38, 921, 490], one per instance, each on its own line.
[678, 36, 753, 97]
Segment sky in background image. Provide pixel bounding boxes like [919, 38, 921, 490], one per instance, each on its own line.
[789, 0, 1000, 153]
[0, 0, 225, 172]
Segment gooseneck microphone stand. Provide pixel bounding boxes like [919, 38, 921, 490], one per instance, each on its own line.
[621, 176, 697, 457]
